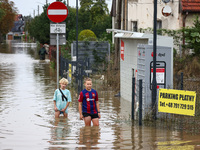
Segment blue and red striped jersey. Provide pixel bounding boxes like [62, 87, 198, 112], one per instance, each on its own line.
[78, 89, 98, 114]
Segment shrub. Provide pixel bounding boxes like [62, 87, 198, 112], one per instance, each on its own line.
[78, 29, 97, 41]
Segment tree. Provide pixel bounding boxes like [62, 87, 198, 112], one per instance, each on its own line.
[0, 7, 5, 21]
[65, 7, 77, 42]
[79, 0, 111, 40]
[79, 0, 93, 30]
[90, 0, 110, 38]
[183, 16, 200, 56]
[0, 0, 16, 42]
[27, 0, 111, 44]
[28, 4, 50, 44]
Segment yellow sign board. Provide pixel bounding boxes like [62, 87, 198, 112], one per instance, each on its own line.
[158, 89, 196, 116]
[68, 64, 72, 78]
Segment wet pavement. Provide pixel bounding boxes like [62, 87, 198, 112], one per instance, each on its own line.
[0, 41, 200, 150]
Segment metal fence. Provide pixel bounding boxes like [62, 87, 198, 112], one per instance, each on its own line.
[71, 41, 110, 72]
[60, 56, 91, 94]
[132, 72, 200, 124]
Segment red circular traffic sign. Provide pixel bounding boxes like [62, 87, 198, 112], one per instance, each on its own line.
[47, 2, 68, 23]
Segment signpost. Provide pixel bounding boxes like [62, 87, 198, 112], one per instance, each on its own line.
[50, 22, 66, 45]
[50, 23, 66, 33]
[47, 2, 68, 23]
[47, 2, 68, 88]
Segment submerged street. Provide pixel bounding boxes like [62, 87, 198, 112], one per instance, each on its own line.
[0, 41, 200, 150]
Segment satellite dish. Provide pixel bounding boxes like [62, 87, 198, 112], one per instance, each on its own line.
[162, 0, 170, 3]
[162, 5, 172, 17]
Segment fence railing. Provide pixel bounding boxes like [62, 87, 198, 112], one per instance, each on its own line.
[60, 56, 92, 94]
[132, 72, 200, 124]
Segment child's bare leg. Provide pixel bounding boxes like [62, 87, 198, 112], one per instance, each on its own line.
[55, 111, 60, 118]
[63, 112, 68, 118]
[92, 118, 99, 126]
[84, 116, 92, 126]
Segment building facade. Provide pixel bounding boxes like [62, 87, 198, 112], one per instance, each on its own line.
[6, 14, 25, 40]
[111, 0, 200, 32]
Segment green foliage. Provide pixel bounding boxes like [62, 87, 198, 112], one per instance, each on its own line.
[183, 16, 200, 55]
[26, 0, 111, 45]
[61, 44, 71, 59]
[50, 61, 56, 69]
[65, 7, 77, 42]
[0, 7, 5, 21]
[78, 29, 97, 41]
[79, 0, 93, 30]
[140, 27, 183, 49]
[93, 49, 105, 65]
[140, 16, 200, 56]
[28, 4, 50, 44]
[0, 0, 16, 36]
[79, 0, 111, 40]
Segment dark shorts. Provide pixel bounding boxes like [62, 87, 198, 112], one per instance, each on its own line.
[60, 111, 63, 114]
[82, 112, 99, 119]
[58, 111, 66, 115]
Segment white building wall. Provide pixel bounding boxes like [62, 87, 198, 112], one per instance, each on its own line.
[120, 39, 148, 102]
[127, 0, 180, 31]
[119, 33, 173, 102]
[185, 14, 200, 27]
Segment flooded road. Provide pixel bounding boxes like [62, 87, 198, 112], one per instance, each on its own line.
[0, 42, 200, 150]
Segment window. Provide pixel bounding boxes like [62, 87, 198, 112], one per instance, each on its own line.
[132, 69, 135, 77]
[132, 21, 138, 32]
[157, 20, 162, 35]
[157, 20, 162, 29]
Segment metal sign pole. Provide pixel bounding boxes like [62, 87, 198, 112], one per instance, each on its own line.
[76, 0, 78, 63]
[152, 0, 157, 120]
[57, 33, 59, 89]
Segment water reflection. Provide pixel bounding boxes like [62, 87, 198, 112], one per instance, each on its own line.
[0, 42, 200, 150]
[50, 118, 71, 144]
[78, 126, 100, 149]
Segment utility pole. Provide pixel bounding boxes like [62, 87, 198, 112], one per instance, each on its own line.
[38, 5, 39, 15]
[33, 10, 35, 18]
[152, 0, 157, 120]
[76, 0, 78, 62]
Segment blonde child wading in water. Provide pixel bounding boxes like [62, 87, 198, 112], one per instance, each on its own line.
[78, 78, 101, 126]
[53, 78, 71, 118]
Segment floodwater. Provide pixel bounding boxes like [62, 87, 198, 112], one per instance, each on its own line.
[0, 41, 200, 150]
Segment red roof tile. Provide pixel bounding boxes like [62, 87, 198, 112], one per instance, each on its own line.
[181, 0, 200, 12]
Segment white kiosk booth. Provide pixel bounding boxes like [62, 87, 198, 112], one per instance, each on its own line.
[107, 29, 173, 119]
[137, 44, 173, 118]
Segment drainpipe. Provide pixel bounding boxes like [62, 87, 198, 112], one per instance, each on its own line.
[123, 0, 125, 30]
[183, 11, 188, 46]
[126, 0, 128, 30]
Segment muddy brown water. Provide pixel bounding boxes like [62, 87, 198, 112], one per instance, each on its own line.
[0, 41, 200, 150]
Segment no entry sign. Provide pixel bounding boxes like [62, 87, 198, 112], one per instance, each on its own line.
[47, 2, 68, 23]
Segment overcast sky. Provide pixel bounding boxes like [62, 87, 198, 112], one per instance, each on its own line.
[11, 0, 112, 17]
